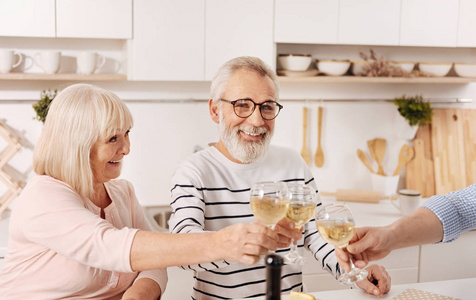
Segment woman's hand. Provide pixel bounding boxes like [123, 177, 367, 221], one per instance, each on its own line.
[215, 223, 279, 265]
[273, 218, 303, 248]
[355, 264, 391, 298]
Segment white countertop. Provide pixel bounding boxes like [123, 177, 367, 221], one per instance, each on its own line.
[238, 277, 475, 300]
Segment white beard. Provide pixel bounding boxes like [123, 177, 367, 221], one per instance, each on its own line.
[218, 111, 273, 164]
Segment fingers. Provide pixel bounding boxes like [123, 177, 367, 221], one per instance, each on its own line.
[335, 247, 352, 272]
[356, 265, 391, 297]
[274, 219, 302, 246]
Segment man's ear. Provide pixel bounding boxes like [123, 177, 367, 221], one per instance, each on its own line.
[209, 99, 220, 124]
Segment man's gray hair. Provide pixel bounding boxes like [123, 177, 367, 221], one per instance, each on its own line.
[210, 56, 279, 104]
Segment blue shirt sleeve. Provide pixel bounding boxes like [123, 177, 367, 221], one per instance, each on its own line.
[421, 184, 476, 243]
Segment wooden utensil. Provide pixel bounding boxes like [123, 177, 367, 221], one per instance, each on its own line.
[300, 107, 311, 165]
[314, 106, 324, 167]
[393, 144, 414, 176]
[356, 149, 375, 173]
[367, 139, 378, 164]
[320, 189, 392, 203]
[373, 138, 387, 176]
[406, 139, 435, 197]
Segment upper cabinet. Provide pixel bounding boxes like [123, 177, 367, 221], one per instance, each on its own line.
[130, 0, 205, 81]
[339, 0, 400, 46]
[457, 0, 476, 47]
[400, 0, 459, 47]
[0, 0, 132, 39]
[0, 0, 56, 38]
[56, 0, 132, 39]
[274, 0, 338, 44]
[205, 0, 274, 80]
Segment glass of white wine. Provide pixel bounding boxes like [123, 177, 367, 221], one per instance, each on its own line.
[315, 203, 368, 284]
[250, 181, 289, 230]
[283, 182, 318, 265]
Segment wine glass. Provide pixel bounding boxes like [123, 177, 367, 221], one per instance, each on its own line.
[315, 203, 368, 284]
[283, 182, 318, 265]
[250, 181, 289, 230]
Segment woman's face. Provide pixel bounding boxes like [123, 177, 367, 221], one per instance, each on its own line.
[90, 129, 131, 184]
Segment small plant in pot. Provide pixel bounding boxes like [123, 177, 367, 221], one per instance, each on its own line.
[393, 94, 433, 140]
[33, 89, 58, 123]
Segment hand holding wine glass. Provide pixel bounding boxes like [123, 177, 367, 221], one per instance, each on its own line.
[250, 181, 289, 230]
[283, 182, 318, 264]
[315, 203, 368, 284]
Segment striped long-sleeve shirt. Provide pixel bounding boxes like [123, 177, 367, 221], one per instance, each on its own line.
[168, 145, 341, 299]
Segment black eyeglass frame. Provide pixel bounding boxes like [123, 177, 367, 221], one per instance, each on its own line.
[220, 98, 283, 120]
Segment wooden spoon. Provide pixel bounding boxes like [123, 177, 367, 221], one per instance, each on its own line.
[314, 106, 324, 167]
[373, 138, 387, 176]
[300, 107, 311, 165]
[367, 139, 378, 164]
[356, 149, 375, 173]
[393, 144, 414, 176]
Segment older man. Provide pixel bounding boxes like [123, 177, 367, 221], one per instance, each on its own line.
[168, 56, 390, 299]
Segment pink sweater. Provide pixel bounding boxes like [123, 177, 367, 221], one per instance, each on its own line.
[0, 175, 167, 299]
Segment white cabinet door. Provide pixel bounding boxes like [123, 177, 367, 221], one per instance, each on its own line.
[339, 0, 400, 46]
[457, 0, 476, 47]
[400, 0, 459, 47]
[129, 0, 205, 81]
[56, 0, 132, 39]
[419, 231, 476, 282]
[0, 0, 55, 38]
[205, 0, 274, 80]
[274, 0, 338, 44]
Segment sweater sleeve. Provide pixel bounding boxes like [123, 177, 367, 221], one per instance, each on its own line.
[168, 163, 231, 272]
[19, 177, 138, 273]
[127, 182, 168, 294]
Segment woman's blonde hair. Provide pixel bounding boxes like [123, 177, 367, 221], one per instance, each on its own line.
[33, 83, 133, 199]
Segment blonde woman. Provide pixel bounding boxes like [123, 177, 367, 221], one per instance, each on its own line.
[0, 84, 279, 299]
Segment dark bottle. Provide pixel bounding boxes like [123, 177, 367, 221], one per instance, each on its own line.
[265, 254, 283, 300]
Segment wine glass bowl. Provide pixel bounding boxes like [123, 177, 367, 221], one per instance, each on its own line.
[315, 203, 368, 284]
[283, 182, 318, 265]
[250, 181, 289, 229]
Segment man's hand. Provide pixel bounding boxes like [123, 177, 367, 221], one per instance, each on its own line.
[355, 264, 391, 297]
[336, 227, 393, 272]
[272, 218, 303, 248]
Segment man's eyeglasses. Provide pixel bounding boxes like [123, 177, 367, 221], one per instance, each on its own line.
[220, 98, 283, 120]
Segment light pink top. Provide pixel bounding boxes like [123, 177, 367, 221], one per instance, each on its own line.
[0, 175, 167, 299]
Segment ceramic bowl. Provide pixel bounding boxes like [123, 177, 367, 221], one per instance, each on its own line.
[454, 63, 476, 77]
[277, 54, 312, 71]
[317, 60, 351, 76]
[389, 61, 415, 73]
[351, 61, 371, 75]
[418, 62, 452, 77]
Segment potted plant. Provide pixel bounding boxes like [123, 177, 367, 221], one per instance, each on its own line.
[33, 89, 57, 123]
[393, 94, 433, 140]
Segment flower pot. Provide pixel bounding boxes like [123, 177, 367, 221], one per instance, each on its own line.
[393, 111, 418, 140]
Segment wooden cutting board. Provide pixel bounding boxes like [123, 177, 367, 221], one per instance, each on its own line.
[431, 109, 467, 195]
[411, 124, 435, 197]
[406, 139, 434, 197]
[463, 109, 476, 186]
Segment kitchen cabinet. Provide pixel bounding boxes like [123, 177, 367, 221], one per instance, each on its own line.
[400, 0, 459, 47]
[56, 0, 132, 39]
[0, 0, 56, 38]
[205, 0, 274, 80]
[419, 230, 476, 282]
[338, 0, 400, 46]
[274, 0, 338, 44]
[129, 0, 205, 81]
[457, 0, 476, 47]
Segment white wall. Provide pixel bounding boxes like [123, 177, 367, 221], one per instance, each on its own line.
[1, 79, 475, 206]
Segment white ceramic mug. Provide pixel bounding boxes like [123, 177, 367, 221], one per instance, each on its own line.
[34, 51, 61, 74]
[77, 52, 106, 75]
[0, 49, 23, 73]
[392, 189, 421, 216]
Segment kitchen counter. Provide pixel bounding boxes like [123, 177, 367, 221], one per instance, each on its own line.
[238, 277, 476, 300]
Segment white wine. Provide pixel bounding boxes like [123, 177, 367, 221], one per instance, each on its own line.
[316, 220, 355, 248]
[250, 196, 289, 227]
[286, 201, 315, 228]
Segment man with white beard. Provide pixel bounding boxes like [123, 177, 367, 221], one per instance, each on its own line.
[168, 56, 390, 299]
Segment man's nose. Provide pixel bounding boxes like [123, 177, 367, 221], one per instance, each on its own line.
[246, 106, 265, 126]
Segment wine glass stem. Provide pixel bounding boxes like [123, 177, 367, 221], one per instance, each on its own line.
[347, 251, 357, 271]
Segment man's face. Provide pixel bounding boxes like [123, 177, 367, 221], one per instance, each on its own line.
[213, 68, 277, 164]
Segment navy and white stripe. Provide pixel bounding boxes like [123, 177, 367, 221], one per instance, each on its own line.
[421, 183, 476, 243]
[168, 145, 341, 299]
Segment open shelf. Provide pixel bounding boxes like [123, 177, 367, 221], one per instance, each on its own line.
[277, 75, 474, 84]
[0, 73, 127, 81]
